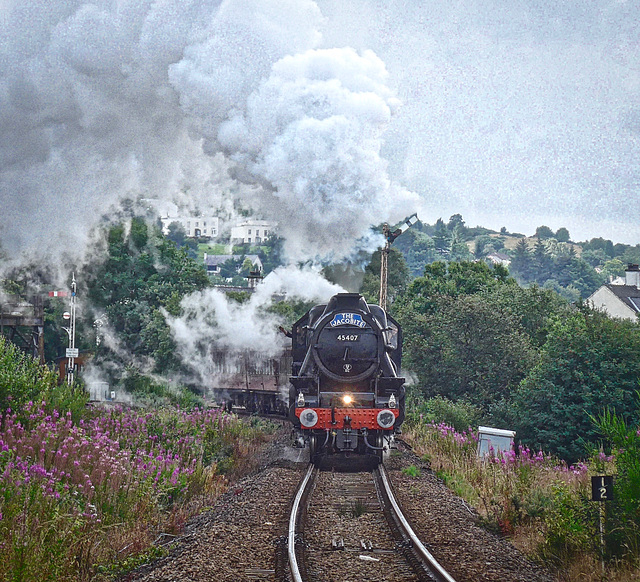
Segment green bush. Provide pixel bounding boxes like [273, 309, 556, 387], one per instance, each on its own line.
[593, 406, 640, 562]
[122, 369, 203, 409]
[402, 465, 421, 478]
[0, 336, 87, 422]
[406, 392, 482, 433]
[537, 483, 597, 567]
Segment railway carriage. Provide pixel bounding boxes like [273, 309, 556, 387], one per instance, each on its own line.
[211, 348, 291, 415]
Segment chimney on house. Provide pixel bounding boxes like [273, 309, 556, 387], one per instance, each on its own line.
[625, 264, 640, 289]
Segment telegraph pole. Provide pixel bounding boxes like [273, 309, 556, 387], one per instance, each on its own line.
[379, 224, 391, 311]
[379, 214, 418, 311]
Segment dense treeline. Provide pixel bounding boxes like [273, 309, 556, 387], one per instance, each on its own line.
[82, 218, 211, 395]
[392, 260, 640, 462]
[392, 214, 640, 301]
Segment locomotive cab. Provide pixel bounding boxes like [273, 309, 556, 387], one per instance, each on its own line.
[289, 293, 405, 462]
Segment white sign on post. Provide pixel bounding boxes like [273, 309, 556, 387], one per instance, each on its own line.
[66, 348, 79, 358]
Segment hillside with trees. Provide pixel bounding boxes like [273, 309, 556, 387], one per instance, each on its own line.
[391, 215, 640, 301]
[1, 212, 639, 462]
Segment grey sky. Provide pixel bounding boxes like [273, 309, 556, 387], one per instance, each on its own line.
[0, 0, 638, 265]
[318, 0, 640, 243]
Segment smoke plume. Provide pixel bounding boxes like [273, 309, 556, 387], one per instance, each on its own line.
[0, 0, 416, 265]
[165, 266, 345, 387]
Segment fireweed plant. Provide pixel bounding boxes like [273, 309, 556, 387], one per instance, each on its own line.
[0, 402, 271, 581]
[404, 418, 626, 578]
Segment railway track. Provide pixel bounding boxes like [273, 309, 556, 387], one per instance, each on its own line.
[284, 462, 457, 582]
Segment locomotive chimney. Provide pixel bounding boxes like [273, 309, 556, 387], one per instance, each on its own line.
[625, 264, 640, 289]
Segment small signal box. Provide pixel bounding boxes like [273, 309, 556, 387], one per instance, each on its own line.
[591, 476, 614, 502]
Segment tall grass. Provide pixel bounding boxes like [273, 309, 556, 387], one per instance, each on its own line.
[0, 403, 272, 581]
[404, 418, 640, 580]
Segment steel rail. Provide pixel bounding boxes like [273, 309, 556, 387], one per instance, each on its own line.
[287, 463, 315, 582]
[377, 463, 457, 582]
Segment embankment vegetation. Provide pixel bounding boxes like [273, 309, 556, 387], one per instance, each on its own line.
[0, 336, 275, 581]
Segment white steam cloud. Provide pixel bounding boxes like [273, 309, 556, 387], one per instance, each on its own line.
[1, 0, 421, 388]
[165, 266, 344, 387]
[0, 0, 416, 264]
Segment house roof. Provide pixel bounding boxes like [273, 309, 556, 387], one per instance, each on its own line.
[487, 252, 510, 261]
[605, 284, 640, 314]
[203, 254, 261, 267]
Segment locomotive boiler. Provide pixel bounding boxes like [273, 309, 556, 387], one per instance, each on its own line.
[289, 293, 405, 461]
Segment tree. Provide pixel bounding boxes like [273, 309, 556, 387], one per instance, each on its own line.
[447, 213, 465, 232]
[130, 217, 149, 249]
[85, 221, 210, 378]
[474, 235, 494, 259]
[394, 265, 536, 410]
[166, 221, 186, 247]
[601, 258, 625, 281]
[555, 227, 570, 243]
[487, 283, 569, 348]
[510, 239, 533, 282]
[257, 236, 285, 274]
[392, 229, 439, 276]
[535, 225, 555, 240]
[432, 220, 451, 256]
[581, 248, 609, 268]
[582, 237, 615, 258]
[449, 227, 473, 261]
[509, 308, 640, 462]
[532, 239, 552, 283]
[395, 260, 514, 316]
[413, 295, 536, 406]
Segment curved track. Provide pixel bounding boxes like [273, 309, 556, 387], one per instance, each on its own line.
[286, 463, 457, 582]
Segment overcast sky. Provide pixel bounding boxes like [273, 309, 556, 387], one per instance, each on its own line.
[319, 0, 640, 243]
[0, 0, 638, 265]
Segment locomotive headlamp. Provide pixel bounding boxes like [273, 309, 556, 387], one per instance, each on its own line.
[342, 394, 353, 405]
[300, 409, 319, 428]
[389, 394, 397, 409]
[297, 392, 305, 407]
[377, 409, 396, 429]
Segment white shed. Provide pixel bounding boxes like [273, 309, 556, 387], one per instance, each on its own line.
[477, 426, 516, 457]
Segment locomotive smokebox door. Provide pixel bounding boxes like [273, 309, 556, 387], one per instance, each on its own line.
[313, 315, 379, 382]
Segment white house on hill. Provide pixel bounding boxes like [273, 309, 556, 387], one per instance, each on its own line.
[588, 264, 640, 321]
[161, 216, 219, 238]
[230, 219, 275, 244]
[486, 252, 511, 266]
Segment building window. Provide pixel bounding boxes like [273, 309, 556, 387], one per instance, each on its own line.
[248, 229, 252, 234]
[248, 238, 251, 243]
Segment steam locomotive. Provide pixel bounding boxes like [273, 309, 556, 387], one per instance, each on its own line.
[289, 293, 405, 461]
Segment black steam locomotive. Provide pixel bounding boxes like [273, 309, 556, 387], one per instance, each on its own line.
[289, 293, 405, 461]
